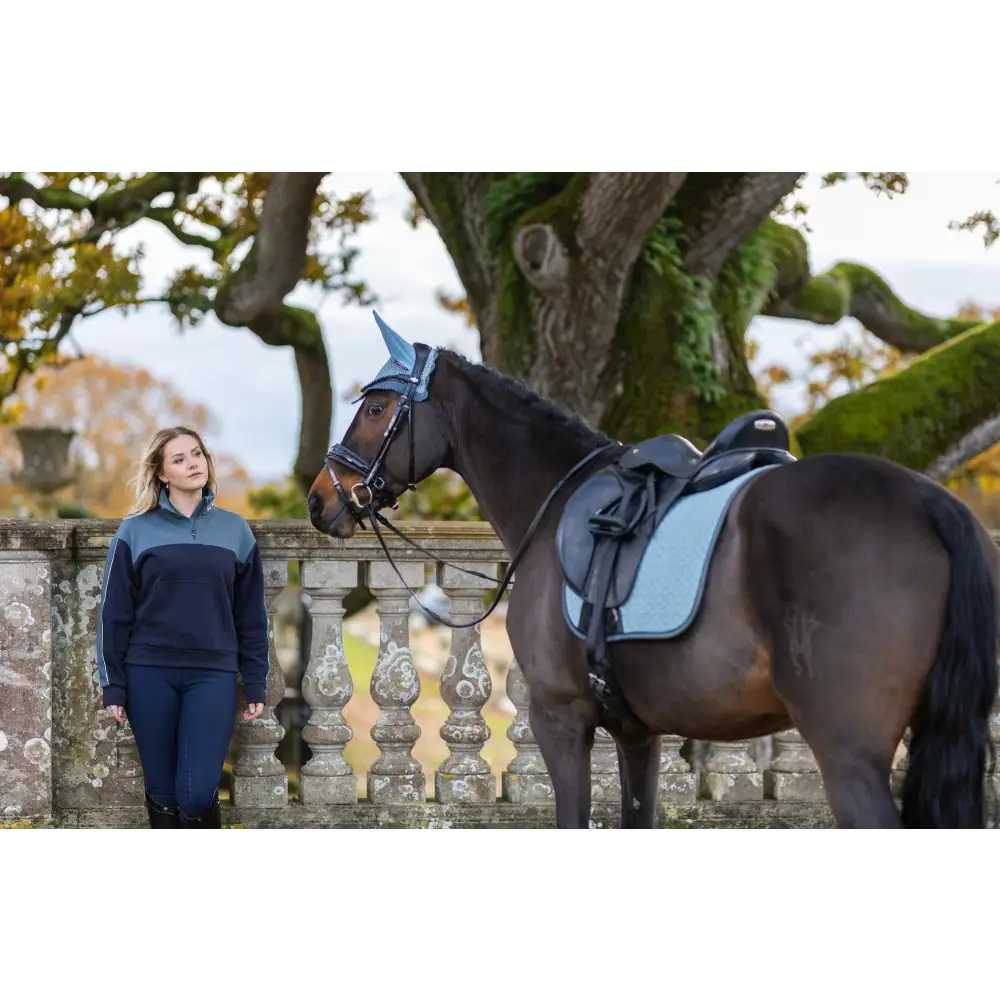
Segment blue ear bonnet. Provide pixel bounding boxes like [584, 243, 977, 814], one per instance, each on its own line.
[354, 311, 438, 402]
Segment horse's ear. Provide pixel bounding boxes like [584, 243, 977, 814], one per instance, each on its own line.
[373, 310, 416, 371]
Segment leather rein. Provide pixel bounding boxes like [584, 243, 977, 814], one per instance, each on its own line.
[324, 344, 617, 631]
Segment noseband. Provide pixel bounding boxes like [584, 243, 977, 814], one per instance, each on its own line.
[323, 342, 618, 630]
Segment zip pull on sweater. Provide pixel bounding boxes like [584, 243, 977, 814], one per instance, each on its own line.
[96, 489, 270, 707]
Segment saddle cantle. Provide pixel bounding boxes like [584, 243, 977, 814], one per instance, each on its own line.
[554, 409, 797, 731]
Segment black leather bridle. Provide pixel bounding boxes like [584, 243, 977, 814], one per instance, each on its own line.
[324, 344, 432, 523]
[324, 342, 618, 630]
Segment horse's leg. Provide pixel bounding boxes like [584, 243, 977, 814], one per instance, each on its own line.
[529, 698, 595, 828]
[764, 636, 905, 829]
[615, 732, 661, 829]
[740, 465, 946, 829]
[798, 731, 902, 828]
[765, 641, 907, 829]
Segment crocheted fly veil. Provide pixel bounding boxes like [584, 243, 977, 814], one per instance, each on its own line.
[354, 311, 437, 401]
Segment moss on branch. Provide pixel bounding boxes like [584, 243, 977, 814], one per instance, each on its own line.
[761, 219, 981, 352]
[599, 219, 770, 445]
[796, 319, 1000, 469]
[246, 304, 323, 350]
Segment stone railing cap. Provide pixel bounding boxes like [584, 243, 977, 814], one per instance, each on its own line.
[29, 517, 511, 561]
[0, 518, 75, 553]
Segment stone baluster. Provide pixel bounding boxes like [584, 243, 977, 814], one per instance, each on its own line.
[436, 562, 496, 804]
[366, 560, 426, 804]
[700, 739, 763, 801]
[298, 560, 358, 805]
[232, 559, 288, 808]
[502, 657, 554, 803]
[659, 733, 696, 802]
[590, 727, 621, 803]
[767, 728, 824, 801]
[989, 694, 1000, 809]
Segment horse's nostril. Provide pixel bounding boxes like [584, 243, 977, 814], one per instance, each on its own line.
[307, 493, 323, 514]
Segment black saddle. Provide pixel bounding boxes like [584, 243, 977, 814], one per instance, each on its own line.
[553, 409, 796, 733]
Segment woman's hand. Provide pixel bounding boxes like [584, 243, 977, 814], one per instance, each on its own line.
[107, 705, 126, 725]
[243, 702, 264, 721]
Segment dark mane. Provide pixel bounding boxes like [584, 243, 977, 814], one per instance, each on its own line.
[437, 348, 613, 447]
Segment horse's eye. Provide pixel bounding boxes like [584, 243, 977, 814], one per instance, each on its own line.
[367, 403, 384, 417]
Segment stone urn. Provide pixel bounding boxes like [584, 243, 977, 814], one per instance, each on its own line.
[13, 426, 77, 515]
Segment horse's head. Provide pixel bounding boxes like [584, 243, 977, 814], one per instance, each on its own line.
[308, 311, 452, 538]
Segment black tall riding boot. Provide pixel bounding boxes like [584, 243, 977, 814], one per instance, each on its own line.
[145, 789, 180, 829]
[178, 787, 222, 829]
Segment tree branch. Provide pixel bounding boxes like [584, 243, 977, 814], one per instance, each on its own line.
[675, 173, 803, 277]
[80, 293, 214, 320]
[1, 304, 84, 397]
[505, 174, 687, 302]
[762, 222, 981, 352]
[241, 306, 332, 494]
[498, 173, 686, 423]
[0, 172, 204, 224]
[145, 207, 221, 252]
[90, 173, 203, 226]
[214, 172, 327, 326]
[205, 174, 333, 494]
[0, 174, 91, 211]
[1, 173, 212, 262]
[400, 172, 504, 338]
[924, 415, 1000, 482]
[576, 172, 687, 270]
[796, 320, 1000, 472]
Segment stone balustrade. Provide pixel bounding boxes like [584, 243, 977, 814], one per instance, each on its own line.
[1, 517, 998, 829]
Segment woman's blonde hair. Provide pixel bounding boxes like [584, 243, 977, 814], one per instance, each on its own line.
[125, 426, 218, 516]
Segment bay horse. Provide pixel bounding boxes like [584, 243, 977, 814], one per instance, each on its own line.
[307, 313, 999, 829]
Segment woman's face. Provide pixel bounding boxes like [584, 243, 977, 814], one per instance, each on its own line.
[159, 434, 209, 493]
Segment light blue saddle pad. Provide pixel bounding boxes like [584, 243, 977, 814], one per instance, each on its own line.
[562, 466, 771, 641]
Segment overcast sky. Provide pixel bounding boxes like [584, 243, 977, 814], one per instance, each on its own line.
[72, 172, 1000, 483]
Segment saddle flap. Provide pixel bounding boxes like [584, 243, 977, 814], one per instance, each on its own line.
[556, 467, 636, 595]
[556, 466, 687, 609]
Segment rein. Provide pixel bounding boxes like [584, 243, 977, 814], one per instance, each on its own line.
[323, 342, 618, 630]
[365, 443, 618, 630]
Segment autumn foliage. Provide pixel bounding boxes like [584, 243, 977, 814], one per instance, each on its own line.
[0, 355, 254, 518]
[1, 172, 374, 500]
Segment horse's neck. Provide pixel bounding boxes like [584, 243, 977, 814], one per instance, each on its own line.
[444, 389, 606, 556]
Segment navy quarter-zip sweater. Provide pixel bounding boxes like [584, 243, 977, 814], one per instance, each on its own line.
[96, 489, 270, 708]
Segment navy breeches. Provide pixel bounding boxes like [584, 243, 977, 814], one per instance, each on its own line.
[124, 665, 238, 817]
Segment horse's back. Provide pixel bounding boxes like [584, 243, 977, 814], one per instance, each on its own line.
[738, 451, 997, 581]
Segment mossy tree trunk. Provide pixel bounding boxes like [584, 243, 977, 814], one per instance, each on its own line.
[405, 172, 1000, 477]
[404, 172, 801, 446]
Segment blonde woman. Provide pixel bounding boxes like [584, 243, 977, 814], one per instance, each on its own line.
[96, 426, 269, 829]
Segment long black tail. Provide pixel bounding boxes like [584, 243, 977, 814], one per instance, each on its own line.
[901, 486, 998, 828]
